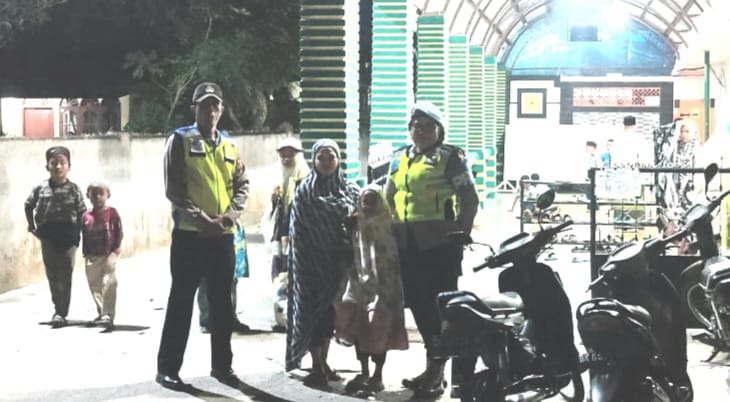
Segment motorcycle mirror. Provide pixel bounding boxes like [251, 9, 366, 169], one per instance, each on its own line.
[447, 231, 473, 246]
[536, 189, 556, 210]
[704, 163, 719, 194]
[587, 274, 605, 291]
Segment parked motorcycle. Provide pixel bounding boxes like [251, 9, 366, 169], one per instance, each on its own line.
[578, 205, 696, 400]
[678, 163, 730, 362]
[437, 189, 584, 402]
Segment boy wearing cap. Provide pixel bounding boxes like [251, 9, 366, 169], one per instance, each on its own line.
[81, 180, 123, 329]
[25, 146, 87, 328]
[156, 82, 249, 391]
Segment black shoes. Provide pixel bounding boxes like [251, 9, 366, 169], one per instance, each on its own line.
[156, 370, 239, 390]
[201, 321, 251, 334]
[232, 321, 251, 334]
[155, 373, 189, 391]
[211, 368, 241, 387]
[50, 314, 67, 328]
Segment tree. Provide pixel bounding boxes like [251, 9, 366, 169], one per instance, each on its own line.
[0, 0, 67, 47]
[123, 0, 300, 132]
[0, 0, 300, 132]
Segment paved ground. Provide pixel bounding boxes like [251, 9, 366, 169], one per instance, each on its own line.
[1, 194, 729, 401]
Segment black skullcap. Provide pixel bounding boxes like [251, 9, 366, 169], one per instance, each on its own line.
[623, 115, 636, 126]
[46, 146, 71, 164]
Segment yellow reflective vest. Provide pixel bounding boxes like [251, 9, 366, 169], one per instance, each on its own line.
[389, 144, 458, 223]
[176, 128, 239, 234]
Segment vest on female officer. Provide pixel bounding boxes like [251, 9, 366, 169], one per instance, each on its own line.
[389, 144, 458, 223]
[174, 126, 239, 234]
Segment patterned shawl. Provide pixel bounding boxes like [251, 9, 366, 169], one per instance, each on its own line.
[285, 139, 361, 371]
[335, 184, 408, 354]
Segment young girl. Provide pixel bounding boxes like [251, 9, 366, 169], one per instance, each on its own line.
[336, 184, 408, 393]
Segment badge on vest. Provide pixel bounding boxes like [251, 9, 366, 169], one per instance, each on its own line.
[223, 145, 236, 163]
[424, 154, 439, 166]
[190, 139, 206, 156]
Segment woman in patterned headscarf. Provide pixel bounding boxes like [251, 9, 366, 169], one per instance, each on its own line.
[285, 139, 361, 387]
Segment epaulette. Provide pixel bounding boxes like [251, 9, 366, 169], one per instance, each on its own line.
[392, 144, 409, 156]
[173, 125, 198, 136]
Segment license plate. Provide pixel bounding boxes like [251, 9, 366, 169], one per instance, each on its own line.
[579, 352, 612, 369]
[442, 333, 490, 357]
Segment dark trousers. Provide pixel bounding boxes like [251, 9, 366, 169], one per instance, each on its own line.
[157, 230, 235, 374]
[401, 242, 460, 358]
[41, 241, 76, 317]
[197, 277, 238, 328]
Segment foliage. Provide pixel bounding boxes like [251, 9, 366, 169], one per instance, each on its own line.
[124, 94, 187, 134]
[122, 0, 300, 132]
[1, 0, 300, 133]
[0, 0, 67, 47]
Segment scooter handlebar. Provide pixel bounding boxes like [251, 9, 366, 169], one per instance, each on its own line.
[710, 189, 730, 211]
[473, 220, 573, 273]
[475, 253, 503, 272]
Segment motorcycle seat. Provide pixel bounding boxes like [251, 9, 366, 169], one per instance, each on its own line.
[480, 291, 524, 313]
[579, 298, 652, 328]
[622, 304, 652, 327]
[444, 291, 524, 316]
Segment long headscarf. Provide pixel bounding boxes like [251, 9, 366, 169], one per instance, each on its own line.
[335, 184, 408, 354]
[285, 139, 361, 371]
[277, 138, 310, 217]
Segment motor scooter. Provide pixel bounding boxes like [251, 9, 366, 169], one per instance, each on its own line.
[437, 189, 584, 402]
[677, 163, 730, 362]
[578, 207, 696, 401]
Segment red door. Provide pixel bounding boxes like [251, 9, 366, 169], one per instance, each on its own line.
[23, 108, 54, 138]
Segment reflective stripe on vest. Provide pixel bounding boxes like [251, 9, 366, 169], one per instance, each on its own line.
[390, 147, 456, 223]
[176, 129, 238, 233]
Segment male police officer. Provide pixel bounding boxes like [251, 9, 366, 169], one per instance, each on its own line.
[156, 82, 249, 390]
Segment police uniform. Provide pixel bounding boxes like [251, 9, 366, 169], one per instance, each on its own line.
[157, 125, 249, 376]
[385, 142, 478, 357]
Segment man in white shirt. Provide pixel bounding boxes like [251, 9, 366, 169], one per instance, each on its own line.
[612, 115, 653, 167]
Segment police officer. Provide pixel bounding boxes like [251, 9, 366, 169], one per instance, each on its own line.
[156, 82, 249, 391]
[385, 102, 479, 397]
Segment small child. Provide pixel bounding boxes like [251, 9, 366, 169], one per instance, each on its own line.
[25, 146, 87, 327]
[335, 184, 408, 394]
[81, 180, 123, 329]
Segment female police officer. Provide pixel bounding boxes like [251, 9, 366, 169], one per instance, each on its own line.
[385, 102, 479, 397]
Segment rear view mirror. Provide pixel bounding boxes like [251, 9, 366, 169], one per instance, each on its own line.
[536, 189, 556, 210]
[704, 163, 719, 195]
[704, 163, 719, 184]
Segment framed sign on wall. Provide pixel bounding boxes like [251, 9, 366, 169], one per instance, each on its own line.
[517, 88, 547, 118]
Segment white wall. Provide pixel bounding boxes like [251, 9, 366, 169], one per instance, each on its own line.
[0, 132, 292, 293]
[1, 98, 25, 137]
[504, 123, 616, 183]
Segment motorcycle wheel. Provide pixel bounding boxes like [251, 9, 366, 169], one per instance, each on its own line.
[559, 370, 585, 402]
[679, 264, 714, 329]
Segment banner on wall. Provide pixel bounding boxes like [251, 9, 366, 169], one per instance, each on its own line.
[594, 168, 643, 200]
[503, 123, 617, 183]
